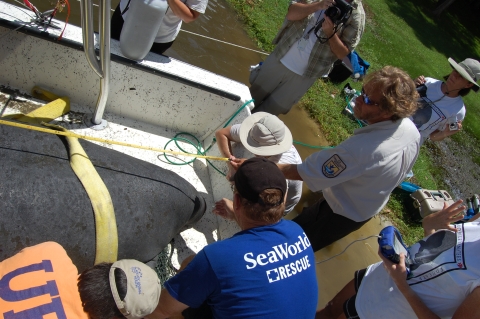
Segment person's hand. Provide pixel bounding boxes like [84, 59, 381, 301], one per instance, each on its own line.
[226, 156, 237, 181]
[414, 75, 426, 86]
[378, 249, 409, 287]
[212, 198, 235, 220]
[318, 0, 335, 10]
[422, 200, 465, 236]
[230, 158, 246, 170]
[446, 120, 462, 133]
[321, 16, 335, 37]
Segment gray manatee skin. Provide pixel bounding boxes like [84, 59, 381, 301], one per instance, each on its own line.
[0, 124, 206, 271]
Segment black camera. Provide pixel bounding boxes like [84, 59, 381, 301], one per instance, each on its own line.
[325, 0, 353, 25]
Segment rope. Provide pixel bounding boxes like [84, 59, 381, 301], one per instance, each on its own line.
[293, 140, 333, 149]
[179, 29, 269, 55]
[0, 119, 230, 162]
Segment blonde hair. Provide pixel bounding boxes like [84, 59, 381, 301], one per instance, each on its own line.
[364, 66, 419, 121]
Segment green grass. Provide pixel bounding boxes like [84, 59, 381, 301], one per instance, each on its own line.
[225, 0, 480, 245]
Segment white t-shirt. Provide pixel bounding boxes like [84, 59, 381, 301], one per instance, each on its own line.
[120, 0, 209, 43]
[356, 222, 480, 318]
[280, 11, 324, 76]
[298, 118, 420, 222]
[410, 77, 465, 145]
[230, 124, 303, 214]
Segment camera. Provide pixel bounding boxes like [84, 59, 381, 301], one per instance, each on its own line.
[379, 226, 411, 276]
[449, 122, 459, 131]
[325, 0, 353, 25]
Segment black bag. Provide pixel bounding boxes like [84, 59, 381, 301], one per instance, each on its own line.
[328, 60, 353, 83]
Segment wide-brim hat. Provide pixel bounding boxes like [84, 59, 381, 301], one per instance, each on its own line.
[448, 57, 480, 92]
[239, 112, 293, 156]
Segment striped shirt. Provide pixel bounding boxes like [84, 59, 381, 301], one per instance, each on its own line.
[272, 0, 365, 78]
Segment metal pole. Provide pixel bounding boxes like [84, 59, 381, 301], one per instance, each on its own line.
[79, 0, 110, 128]
[91, 0, 111, 126]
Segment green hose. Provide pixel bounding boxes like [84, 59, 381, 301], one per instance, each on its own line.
[158, 98, 336, 175]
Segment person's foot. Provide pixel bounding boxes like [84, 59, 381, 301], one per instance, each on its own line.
[212, 198, 235, 220]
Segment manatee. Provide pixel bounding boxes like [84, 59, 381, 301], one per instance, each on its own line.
[0, 124, 206, 271]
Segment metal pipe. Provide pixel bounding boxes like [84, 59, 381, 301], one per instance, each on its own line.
[91, 0, 111, 125]
[80, 0, 103, 78]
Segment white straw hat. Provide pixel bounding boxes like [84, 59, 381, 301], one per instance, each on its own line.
[239, 112, 293, 156]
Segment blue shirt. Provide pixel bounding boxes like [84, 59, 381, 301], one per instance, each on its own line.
[165, 219, 318, 318]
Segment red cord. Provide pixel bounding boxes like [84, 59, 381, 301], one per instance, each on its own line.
[57, 0, 70, 40]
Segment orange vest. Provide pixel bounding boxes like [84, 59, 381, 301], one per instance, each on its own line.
[0, 242, 89, 319]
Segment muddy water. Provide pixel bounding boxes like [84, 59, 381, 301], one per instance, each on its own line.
[4, 0, 386, 309]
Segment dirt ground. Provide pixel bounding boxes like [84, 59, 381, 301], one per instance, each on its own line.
[425, 132, 480, 200]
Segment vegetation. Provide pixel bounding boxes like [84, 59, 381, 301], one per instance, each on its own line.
[225, 0, 480, 245]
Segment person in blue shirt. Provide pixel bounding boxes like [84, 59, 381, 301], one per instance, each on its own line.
[77, 157, 318, 319]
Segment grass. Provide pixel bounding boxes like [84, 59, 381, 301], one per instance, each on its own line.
[225, 0, 480, 245]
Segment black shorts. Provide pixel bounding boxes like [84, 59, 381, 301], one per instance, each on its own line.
[343, 268, 367, 319]
[292, 198, 371, 252]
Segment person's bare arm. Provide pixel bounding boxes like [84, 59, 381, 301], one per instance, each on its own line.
[380, 251, 480, 319]
[215, 127, 235, 160]
[277, 163, 303, 181]
[323, 17, 349, 59]
[147, 289, 189, 319]
[421, 200, 465, 236]
[429, 121, 462, 141]
[286, 0, 333, 21]
[167, 0, 201, 23]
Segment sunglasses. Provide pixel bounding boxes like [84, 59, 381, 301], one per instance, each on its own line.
[361, 88, 379, 106]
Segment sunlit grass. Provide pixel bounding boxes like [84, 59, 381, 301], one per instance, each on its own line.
[225, 0, 480, 243]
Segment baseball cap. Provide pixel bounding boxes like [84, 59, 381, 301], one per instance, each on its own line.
[234, 157, 287, 205]
[239, 112, 293, 156]
[109, 260, 161, 319]
[448, 57, 480, 92]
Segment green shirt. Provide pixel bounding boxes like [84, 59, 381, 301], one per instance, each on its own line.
[272, 0, 365, 78]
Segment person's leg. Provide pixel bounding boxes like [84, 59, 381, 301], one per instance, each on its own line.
[251, 70, 316, 115]
[316, 268, 367, 319]
[249, 54, 286, 109]
[292, 200, 371, 251]
[150, 41, 175, 55]
[110, 4, 124, 40]
[249, 56, 316, 115]
[316, 279, 356, 319]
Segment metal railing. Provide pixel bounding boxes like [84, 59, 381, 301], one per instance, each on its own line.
[80, 0, 111, 128]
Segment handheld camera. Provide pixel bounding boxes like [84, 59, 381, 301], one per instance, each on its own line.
[449, 122, 459, 131]
[325, 0, 353, 25]
[379, 226, 411, 274]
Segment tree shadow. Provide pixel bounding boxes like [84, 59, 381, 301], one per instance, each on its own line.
[380, 0, 480, 60]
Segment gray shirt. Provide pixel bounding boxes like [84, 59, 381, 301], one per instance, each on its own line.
[298, 118, 420, 221]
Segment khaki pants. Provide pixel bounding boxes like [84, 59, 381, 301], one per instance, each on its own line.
[249, 54, 317, 116]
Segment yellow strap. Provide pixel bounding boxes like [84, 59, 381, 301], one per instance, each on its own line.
[4, 86, 118, 264]
[14, 97, 70, 124]
[31, 86, 63, 102]
[0, 119, 229, 162]
[43, 123, 118, 264]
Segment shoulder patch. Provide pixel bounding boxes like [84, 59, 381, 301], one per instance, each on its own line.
[322, 154, 347, 178]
